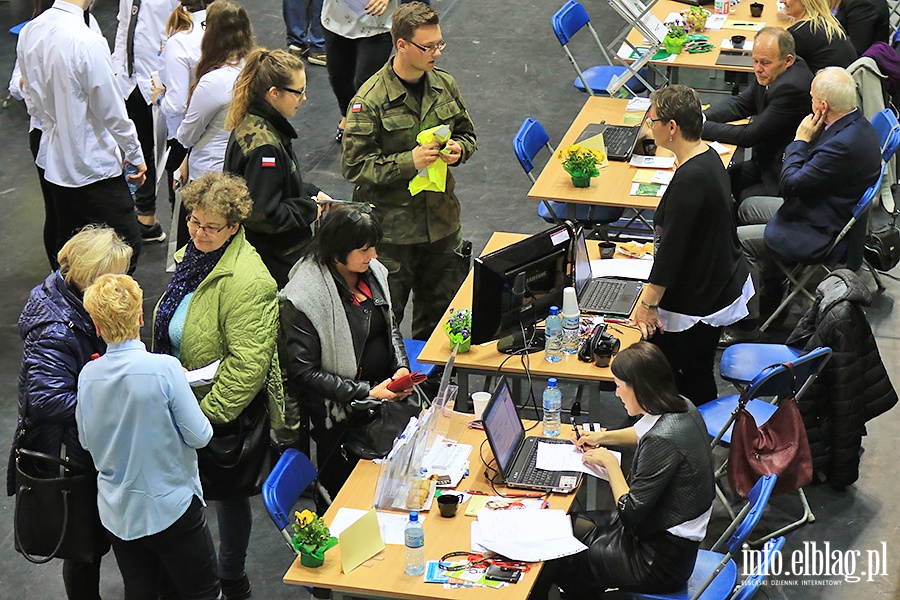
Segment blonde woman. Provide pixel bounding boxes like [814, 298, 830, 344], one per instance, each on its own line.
[782, 0, 857, 73]
[8, 226, 132, 598]
[223, 48, 332, 288]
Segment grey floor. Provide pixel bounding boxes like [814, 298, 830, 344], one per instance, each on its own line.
[1, 0, 899, 598]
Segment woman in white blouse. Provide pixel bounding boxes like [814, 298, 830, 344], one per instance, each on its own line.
[175, 0, 253, 185]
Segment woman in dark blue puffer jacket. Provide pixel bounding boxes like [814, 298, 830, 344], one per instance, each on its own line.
[7, 226, 132, 599]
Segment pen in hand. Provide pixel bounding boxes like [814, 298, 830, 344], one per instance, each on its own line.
[571, 417, 584, 453]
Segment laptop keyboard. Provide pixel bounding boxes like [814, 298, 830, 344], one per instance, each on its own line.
[520, 439, 568, 487]
[603, 125, 637, 158]
[582, 279, 630, 312]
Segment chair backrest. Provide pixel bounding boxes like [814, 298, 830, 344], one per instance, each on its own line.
[730, 536, 787, 600]
[745, 347, 833, 402]
[513, 117, 554, 180]
[724, 474, 777, 555]
[262, 448, 319, 547]
[851, 170, 885, 220]
[552, 0, 590, 46]
[870, 108, 900, 161]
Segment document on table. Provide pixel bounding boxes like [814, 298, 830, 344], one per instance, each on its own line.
[186, 360, 219, 387]
[630, 154, 676, 169]
[590, 258, 653, 281]
[476, 509, 587, 561]
[536, 442, 622, 481]
[630, 182, 667, 197]
[329, 508, 424, 545]
[708, 141, 730, 155]
[632, 169, 675, 185]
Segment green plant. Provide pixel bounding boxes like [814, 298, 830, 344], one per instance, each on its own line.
[444, 308, 472, 339]
[665, 18, 688, 38]
[291, 509, 333, 551]
[557, 144, 604, 177]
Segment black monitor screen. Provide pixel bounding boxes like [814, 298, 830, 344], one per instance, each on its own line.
[471, 225, 572, 345]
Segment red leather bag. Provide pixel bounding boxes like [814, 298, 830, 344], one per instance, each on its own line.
[727, 365, 813, 498]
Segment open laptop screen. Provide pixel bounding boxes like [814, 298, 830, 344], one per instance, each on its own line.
[483, 379, 525, 476]
[572, 227, 591, 296]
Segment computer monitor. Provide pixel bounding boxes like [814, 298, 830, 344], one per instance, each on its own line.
[471, 224, 573, 354]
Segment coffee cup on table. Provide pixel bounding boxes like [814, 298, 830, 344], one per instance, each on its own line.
[438, 493, 464, 518]
[750, 2, 763, 17]
[731, 35, 746, 49]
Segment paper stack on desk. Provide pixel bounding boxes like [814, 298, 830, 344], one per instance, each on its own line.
[476, 510, 587, 561]
[536, 442, 623, 481]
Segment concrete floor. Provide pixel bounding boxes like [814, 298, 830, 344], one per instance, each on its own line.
[1, 0, 899, 597]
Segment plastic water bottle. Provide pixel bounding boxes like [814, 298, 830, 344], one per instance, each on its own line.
[124, 163, 139, 197]
[404, 511, 425, 576]
[561, 287, 580, 355]
[543, 378, 562, 437]
[544, 306, 563, 363]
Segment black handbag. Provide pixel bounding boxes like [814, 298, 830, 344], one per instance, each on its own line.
[344, 396, 422, 460]
[197, 392, 275, 500]
[14, 448, 109, 564]
[864, 224, 900, 272]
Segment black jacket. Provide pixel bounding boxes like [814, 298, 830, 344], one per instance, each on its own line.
[789, 21, 858, 75]
[280, 266, 408, 421]
[836, 0, 891, 55]
[786, 269, 897, 489]
[702, 58, 814, 196]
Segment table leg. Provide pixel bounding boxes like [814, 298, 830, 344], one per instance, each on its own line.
[456, 367, 471, 412]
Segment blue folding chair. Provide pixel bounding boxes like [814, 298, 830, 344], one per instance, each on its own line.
[513, 117, 625, 226]
[701, 348, 831, 542]
[625, 474, 778, 600]
[262, 448, 331, 551]
[719, 343, 803, 388]
[403, 338, 435, 378]
[552, 0, 648, 97]
[864, 108, 900, 290]
[730, 537, 787, 600]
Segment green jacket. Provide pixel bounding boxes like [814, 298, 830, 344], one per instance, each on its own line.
[341, 58, 477, 245]
[153, 227, 285, 428]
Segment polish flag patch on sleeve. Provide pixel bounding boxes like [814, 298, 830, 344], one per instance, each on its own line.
[351, 103, 362, 113]
[261, 156, 276, 168]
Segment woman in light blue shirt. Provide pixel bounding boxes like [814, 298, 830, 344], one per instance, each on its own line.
[76, 274, 218, 600]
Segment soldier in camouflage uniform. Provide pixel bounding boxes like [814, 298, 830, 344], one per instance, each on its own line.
[341, 1, 476, 341]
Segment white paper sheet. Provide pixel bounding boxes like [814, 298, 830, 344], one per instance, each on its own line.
[476, 510, 587, 561]
[708, 141, 730, 155]
[470, 521, 489, 553]
[536, 442, 622, 481]
[626, 97, 652, 112]
[705, 14, 727, 29]
[186, 360, 219, 387]
[329, 508, 425, 545]
[630, 155, 676, 169]
[590, 258, 653, 281]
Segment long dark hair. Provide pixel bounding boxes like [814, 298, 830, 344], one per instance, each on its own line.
[610, 342, 687, 414]
[188, 0, 254, 104]
[303, 205, 382, 266]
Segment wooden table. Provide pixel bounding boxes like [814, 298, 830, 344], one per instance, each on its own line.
[526, 97, 736, 212]
[283, 412, 580, 599]
[416, 231, 645, 415]
[625, 0, 786, 73]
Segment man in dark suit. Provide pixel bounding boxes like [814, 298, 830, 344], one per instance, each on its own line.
[702, 27, 813, 203]
[721, 66, 882, 345]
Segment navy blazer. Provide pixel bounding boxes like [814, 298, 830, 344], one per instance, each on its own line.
[703, 58, 814, 195]
[764, 110, 881, 263]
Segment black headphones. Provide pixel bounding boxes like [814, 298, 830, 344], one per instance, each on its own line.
[577, 323, 621, 367]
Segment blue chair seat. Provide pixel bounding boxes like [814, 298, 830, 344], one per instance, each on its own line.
[573, 66, 648, 95]
[538, 201, 625, 224]
[720, 344, 803, 386]
[698, 396, 779, 446]
[403, 338, 435, 377]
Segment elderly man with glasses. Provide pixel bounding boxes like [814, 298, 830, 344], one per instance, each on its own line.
[341, 1, 477, 341]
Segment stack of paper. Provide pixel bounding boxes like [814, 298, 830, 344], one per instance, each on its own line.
[476, 510, 587, 561]
[630, 155, 676, 169]
[590, 258, 653, 281]
[536, 442, 622, 481]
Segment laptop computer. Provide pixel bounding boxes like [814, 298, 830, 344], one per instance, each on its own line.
[572, 228, 644, 315]
[482, 378, 582, 494]
[574, 122, 642, 161]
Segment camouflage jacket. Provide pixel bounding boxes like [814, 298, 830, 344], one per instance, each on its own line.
[341, 59, 476, 245]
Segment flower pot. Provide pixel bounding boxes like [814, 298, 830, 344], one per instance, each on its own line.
[663, 34, 686, 54]
[571, 173, 592, 188]
[299, 546, 326, 568]
[444, 321, 472, 353]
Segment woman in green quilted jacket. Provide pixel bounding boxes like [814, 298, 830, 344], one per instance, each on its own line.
[152, 171, 284, 600]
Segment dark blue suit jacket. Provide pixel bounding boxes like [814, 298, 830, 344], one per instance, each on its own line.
[764, 110, 881, 263]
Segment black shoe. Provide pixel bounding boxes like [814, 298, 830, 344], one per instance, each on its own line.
[334, 125, 344, 144]
[139, 221, 166, 243]
[718, 325, 760, 348]
[220, 574, 251, 600]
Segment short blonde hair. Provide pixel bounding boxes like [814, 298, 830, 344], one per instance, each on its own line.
[83, 274, 143, 344]
[57, 226, 133, 291]
[813, 67, 857, 112]
[181, 172, 253, 225]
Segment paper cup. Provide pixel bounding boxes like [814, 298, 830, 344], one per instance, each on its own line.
[472, 391, 492, 421]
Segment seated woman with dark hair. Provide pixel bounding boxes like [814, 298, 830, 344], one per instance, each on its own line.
[280, 203, 413, 512]
[530, 342, 715, 599]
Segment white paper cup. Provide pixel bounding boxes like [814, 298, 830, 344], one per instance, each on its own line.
[472, 391, 492, 421]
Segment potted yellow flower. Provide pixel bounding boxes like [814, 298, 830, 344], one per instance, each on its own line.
[291, 509, 338, 568]
[558, 144, 605, 188]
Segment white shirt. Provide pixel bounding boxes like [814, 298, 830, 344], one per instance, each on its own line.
[17, 1, 144, 187]
[111, 0, 179, 103]
[321, 0, 394, 38]
[177, 63, 242, 181]
[158, 9, 205, 137]
[659, 274, 755, 333]
[9, 13, 103, 133]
